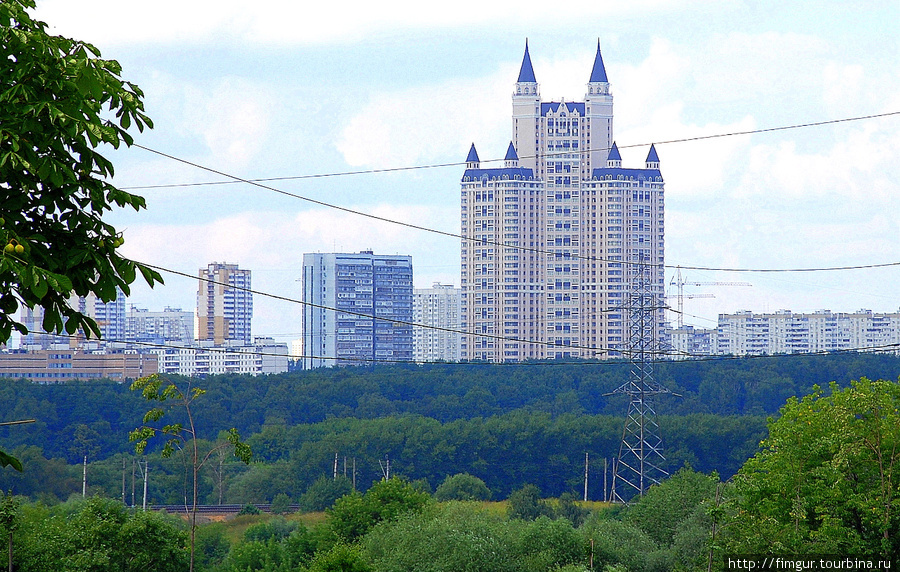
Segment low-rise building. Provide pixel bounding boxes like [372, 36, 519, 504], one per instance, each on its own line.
[149, 337, 288, 376]
[0, 349, 157, 382]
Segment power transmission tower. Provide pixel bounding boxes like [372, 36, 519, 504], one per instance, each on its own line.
[609, 253, 670, 503]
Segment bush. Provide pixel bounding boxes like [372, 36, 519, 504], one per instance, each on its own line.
[507, 484, 554, 520]
[299, 475, 352, 512]
[434, 473, 491, 501]
[238, 503, 260, 515]
[270, 492, 292, 515]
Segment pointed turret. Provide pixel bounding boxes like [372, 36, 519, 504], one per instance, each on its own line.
[586, 39, 611, 97]
[645, 144, 660, 169]
[517, 40, 537, 83]
[504, 142, 519, 168]
[589, 40, 608, 83]
[466, 143, 480, 169]
[607, 142, 622, 168]
[514, 40, 540, 99]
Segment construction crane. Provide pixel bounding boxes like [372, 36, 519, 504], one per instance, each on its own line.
[669, 266, 752, 327]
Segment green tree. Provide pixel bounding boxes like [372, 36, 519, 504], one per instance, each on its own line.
[307, 543, 372, 572]
[624, 467, 719, 547]
[270, 492, 292, 515]
[130, 374, 252, 572]
[15, 497, 188, 571]
[725, 378, 900, 560]
[327, 477, 430, 542]
[0, 492, 18, 572]
[434, 472, 492, 502]
[0, 0, 162, 343]
[507, 484, 554, 521]
[299, 475, 352, 512]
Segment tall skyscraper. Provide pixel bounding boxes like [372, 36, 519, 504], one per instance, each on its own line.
[461, 41, 665, 362]
[413, 282, 462, 362]
[302, 251, 413, 369]
[197, 263, 253, 345]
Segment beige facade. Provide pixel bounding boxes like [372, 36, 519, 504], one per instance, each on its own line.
[197, 263, 253, 345]
[461, 43, 665, 362]
[0, 350, 157, 382]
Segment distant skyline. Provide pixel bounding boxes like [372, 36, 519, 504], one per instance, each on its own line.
[30, 1, 900, 344]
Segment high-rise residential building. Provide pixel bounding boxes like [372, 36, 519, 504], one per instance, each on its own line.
[125, 306, 194, 345]
[302, 251, 413, 369]
[461, 42, 665, 362]
[197, 262, 252, 345]
[413, 282, 462, 362]
[85, 290, 126, 342]
[18, 287, 126, 349]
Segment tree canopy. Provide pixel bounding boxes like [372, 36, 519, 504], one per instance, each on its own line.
[725, 377, 900, 560]
[0, 0, 161, 343]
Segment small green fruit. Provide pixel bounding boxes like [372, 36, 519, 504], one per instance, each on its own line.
[3, 244, 12, 254]
[0, 217, 5, 226]
[14, 244, 24, 254]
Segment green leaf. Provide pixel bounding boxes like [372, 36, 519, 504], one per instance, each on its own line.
[0, 451, 23, 472]
[30, 272, 48, 299]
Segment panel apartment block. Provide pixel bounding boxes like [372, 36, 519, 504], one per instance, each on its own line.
[302, 251, 413, 369]
[413, 282, 462, 362]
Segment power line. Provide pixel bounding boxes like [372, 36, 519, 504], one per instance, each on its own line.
[128, 143, 900, 274]
[140, 260, 675, 359]
[31, 330, 900, 368]
[123, 110, 900, 191]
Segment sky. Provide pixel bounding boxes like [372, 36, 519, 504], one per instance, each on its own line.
[30, 0, 900, 344]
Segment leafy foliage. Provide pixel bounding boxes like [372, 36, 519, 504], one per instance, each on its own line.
[364, 502, 586, 572]
[434, 472, 492, 502]
[724, 377, 900, 560]
[507, 484, 556, 521]
[14, 497, 188, 571]
[328, 478, 430, 542]
[299, 475, 353, 512]
[0, 0, 162, 343]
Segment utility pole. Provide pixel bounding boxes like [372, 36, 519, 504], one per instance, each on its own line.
[142, 461, 149, 511]
[583, 452, 589, 502]
[603, 458, 608, 503]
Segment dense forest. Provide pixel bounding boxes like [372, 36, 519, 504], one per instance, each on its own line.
[0, 352, 898, 504]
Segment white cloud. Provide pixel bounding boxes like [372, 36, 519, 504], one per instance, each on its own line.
[336, 66, 514, 168]
[118, 203, 460, 338]
[35, 0, 692, 47]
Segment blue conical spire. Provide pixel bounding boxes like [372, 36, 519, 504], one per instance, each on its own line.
[504, 142, 519, 161]
[517, 40, 537, 83]
[646, 144, 659, 164]
[589, 40, 608, 83]
[607, 142, 621, 162]
[466, 143, 480, 166]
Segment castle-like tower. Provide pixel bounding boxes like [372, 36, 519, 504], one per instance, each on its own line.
[461, 42, 664, 362]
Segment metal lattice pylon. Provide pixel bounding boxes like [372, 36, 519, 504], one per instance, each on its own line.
[610, 253, 669, 503]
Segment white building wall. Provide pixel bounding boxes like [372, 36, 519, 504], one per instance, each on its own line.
[414, 283, 461, 362]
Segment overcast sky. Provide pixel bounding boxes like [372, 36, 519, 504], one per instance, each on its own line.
[32, 0, 900, 343]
